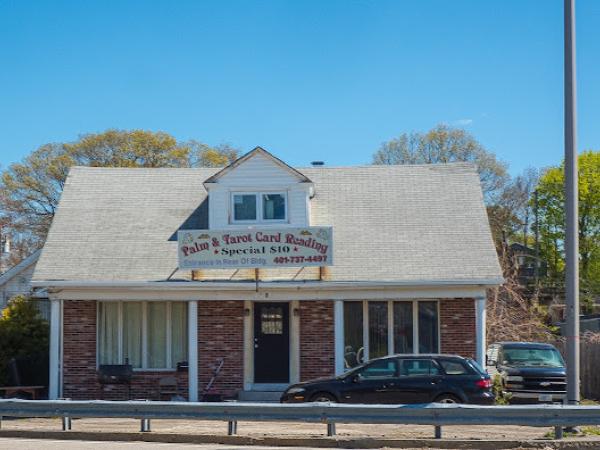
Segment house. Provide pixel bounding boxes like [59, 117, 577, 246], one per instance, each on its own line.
[0, 249, 49, 319]
[32, 147, 503, 401]
[508, 242, 547, 286]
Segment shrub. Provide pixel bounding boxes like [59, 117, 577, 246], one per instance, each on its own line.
[0, 296, 49, 387]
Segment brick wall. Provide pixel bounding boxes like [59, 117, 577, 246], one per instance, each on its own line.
[440, 298, 476, 359]
[299, 300, 335, 381]
[62, 300, 188, 400]
[198, 300, 244, 397]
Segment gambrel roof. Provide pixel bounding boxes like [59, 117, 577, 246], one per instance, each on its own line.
[33, 161, 502, 286]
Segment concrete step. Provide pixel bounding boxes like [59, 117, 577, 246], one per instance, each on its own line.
[237, 390, 283, 402]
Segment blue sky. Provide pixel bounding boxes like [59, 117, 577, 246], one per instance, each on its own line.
[0, 0, 598, 175]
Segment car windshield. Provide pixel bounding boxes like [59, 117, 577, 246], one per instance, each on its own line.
[502, 347, 565, 368]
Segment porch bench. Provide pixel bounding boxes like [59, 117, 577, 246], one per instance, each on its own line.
[0, 386, 45, 400]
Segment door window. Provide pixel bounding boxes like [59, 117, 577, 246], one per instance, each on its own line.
[357, 359, 397, 379]
[260, 306, 284, 334]
[400, 359, 440, 376]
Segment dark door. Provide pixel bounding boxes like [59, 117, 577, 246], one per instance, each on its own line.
[392, 358, 444, 403]
[254, 302, 290, 383]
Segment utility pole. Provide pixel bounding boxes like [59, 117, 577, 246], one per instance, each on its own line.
[534, 190, 539, 285]
[564, 0, 580, 405]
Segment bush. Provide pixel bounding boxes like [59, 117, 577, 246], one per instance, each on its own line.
[0, 296, 49, 387]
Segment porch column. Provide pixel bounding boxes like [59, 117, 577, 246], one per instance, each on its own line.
[334, 300, 344, 375]
[49, 298, 61, 400]
[188, 300, 198, 402]
[475, 296, 487, 367]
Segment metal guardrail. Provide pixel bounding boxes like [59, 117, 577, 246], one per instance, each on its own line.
[1, 399, 600, 439]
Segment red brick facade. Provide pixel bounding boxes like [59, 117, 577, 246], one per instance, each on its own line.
[63, 300, 189, 400]
[440, 298, 476, 359]
[60, 298, 477, 399]
[198, 300, 244, 398]
[299, 300, 335, 381]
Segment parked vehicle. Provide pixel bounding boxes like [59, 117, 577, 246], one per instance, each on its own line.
[281, 354, 494, 404]
[486, 342, 566, 403]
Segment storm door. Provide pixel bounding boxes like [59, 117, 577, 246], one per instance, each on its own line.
[253, 302, 290, 383]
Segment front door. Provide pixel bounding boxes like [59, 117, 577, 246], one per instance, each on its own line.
[254, 302, 290, 383]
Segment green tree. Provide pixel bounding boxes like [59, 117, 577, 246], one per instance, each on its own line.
[0, 296, 49, 386]
[0, 130, 238, 247]
[535, 151, 600, 294]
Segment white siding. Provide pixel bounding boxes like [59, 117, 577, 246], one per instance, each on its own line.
[207, 153, 312, 229]
[1, 263, 35, 308]
[216, 152, 300, 187]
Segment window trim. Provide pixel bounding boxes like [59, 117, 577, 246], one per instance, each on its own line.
[96, 301, 187, 371]
[230, 191, 288, 224]
[344, 300, 441, 369]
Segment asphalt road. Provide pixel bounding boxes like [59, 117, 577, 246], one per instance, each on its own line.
[0, 438, 396, 450]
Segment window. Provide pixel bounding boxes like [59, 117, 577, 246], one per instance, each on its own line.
[231, 192, 287, 223]
[440, 360, 469, 375]
[342, 300, 440, 370]
[343, 302, 363, 368]
[357, 359, 397, 379]
[368, 302, 388, 358]
[418, 301, 439, 353]
[233, 194, 257, 221]
[98, 301, 188, 369]
[400, 359, 440, 376]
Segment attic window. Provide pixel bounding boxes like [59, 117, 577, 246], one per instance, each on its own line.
[232, 192, 287, 223]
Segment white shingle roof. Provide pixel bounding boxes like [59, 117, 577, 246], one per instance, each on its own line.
[33, 163, 502, 285]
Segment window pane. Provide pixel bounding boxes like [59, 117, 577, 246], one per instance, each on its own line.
[418, 302, 439, 353]
[233, 194, 256, 221]
[344, 302, 363, 368]
[400, 359, 440, 376]
[98, 302, 119, 364]
[148, 302, 167, 368]
[171, 302, 188, 367]
[262, 194, 286, 220]
[393, 302, 413, 353]
[368, 302, 388, 359]
[440, 360, 468, 375]
[358, 359, 397, 379]
[261, 306, 283, 334]
[123, 303, 142, 368]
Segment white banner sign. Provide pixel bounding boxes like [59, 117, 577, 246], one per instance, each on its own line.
[178, 227, 333, 269]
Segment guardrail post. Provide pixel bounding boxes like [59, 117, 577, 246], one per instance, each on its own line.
[60, 398, 71, 431]
[140, 418, 151, 432]
[62, 416, 72, 431]
[434, 425, 442, 439]
[227, 420, 237, 435]
[555, 426, 563, 440]
[327, 423, 336, 436]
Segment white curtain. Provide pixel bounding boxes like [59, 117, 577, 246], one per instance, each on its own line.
[171, 302, 188, 366]
[147, 302, 167, 368]
[123, 302, 142, 368]
[98, 302, 119, 364]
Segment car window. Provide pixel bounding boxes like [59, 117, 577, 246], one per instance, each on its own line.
[400, 359, 440, 376]
[440, 360, 469, 375]
[357, 359, 397, 379]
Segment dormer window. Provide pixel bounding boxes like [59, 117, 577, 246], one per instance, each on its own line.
[232, 192, 287, 223]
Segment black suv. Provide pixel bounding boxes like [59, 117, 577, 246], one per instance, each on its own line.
[281, 354, 494, 404]
[486, 342, 566, 403]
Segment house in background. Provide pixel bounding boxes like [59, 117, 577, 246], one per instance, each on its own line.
[32, 147, 503, 401]
[0, 249, 49, 319]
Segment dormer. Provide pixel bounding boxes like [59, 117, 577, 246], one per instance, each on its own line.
[203, 147, 314, 229]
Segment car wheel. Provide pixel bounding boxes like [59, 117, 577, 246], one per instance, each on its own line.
[434, 394, 461, 404]
[311, 392, 337, 402]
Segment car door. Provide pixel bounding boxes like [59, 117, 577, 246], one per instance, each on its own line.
[339, 358, 399, 404]
[391, 358, 444, 403]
